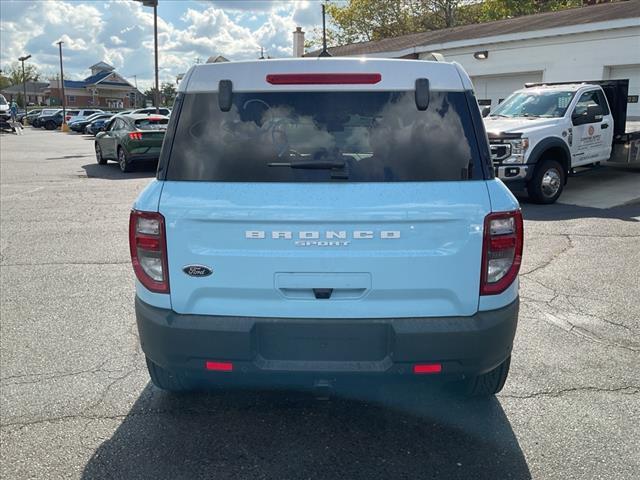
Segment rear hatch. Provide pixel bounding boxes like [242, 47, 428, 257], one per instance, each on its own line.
[131, 117, 167, 154]
[159, 86, 490, 319]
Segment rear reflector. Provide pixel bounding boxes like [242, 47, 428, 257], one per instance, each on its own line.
[205, 361, 233, 372]
[413, 363, 442, 374]
[266, 73, 382, 85]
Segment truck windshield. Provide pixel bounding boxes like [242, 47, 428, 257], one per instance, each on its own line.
[491, 90, 574, 118]
[165, 91, 483, 182]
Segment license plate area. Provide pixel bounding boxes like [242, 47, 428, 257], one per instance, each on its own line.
[256, 322, 389, 362]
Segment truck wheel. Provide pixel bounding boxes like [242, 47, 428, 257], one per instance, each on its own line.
[527, 159, 565, 204]
[146, 357, 199, 392]
[459, 356, 511, 397]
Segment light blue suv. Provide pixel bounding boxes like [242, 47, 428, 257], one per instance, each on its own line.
[130, 58, 522, 397]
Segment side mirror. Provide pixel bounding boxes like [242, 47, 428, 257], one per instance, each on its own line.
[481, 106, 491, 118]
[572, 104, 603, 125]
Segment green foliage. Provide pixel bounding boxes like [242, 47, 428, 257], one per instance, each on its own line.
[144, 82, 177, 107]
[160, 82, 177, 106]
[478, 0, 583, 21]
[0, 75, 11, 90]
[321, 0, 616, 49]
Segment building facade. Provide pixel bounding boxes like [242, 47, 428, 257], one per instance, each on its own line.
[0, 81, 49, 106]
[306, 1, 640, 118]
[46, 62, 142, 109]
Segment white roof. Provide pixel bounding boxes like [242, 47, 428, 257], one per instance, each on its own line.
[523, 83, 601, 93]
[179, 58, 471, 93]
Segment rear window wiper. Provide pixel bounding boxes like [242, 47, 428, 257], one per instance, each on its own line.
[268, 160, 346, 170]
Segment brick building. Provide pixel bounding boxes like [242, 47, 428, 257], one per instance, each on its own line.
[46, 62, 142, 109]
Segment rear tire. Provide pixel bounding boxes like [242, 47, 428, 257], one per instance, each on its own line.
[146, 357, 199, 392]
[527, 159, 565, 204]
[118, 147, 132, 172]
[458, 356, 511, 397]
[44, 120, 56, 130]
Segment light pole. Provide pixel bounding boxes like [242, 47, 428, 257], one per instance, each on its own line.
[18, 54, 31, 120]
[56, 41, 68, 131]
[134, 0, 160, 113]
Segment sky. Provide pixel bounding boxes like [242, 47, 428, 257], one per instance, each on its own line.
[0, 0, 325, 90]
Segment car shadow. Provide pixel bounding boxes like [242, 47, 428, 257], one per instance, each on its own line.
[82, 380, 530, 479]
[81, 162, 157, 180]
[520, 198, 640, 222]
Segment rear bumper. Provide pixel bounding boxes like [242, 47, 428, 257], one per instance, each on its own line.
[128, 153, 160, 162]
[136, 297, 519, 379]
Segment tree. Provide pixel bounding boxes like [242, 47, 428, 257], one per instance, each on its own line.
[478, 0, 582, 22]
[3, 61, 40, 86]
[160, 82, 177, 107]
[322, 0, 480, 45]
[321, 0, 617, 49]
[0, 74, 11, 90]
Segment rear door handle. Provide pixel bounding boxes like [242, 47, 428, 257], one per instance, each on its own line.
[601, 123, 609, 129]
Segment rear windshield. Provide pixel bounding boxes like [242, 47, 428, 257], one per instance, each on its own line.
[166, 91, 482, 182]
[135, 118, 168, 130]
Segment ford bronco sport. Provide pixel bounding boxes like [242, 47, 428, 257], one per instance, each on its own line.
[130, 58, 522, 397]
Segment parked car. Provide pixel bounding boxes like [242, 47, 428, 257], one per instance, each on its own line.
[32, 109, 61, 128]
[0, 94, 10, 120]
[129, 59, 523, 397]
[66, 108, 104, 124]
[86, 115, 113, 135]
[95, 114, 169, 171]
[69, 112, 110, 132]
[25, 109, 43, 125]
[38, 110, 64, 130]
[131, 107, 171, 116]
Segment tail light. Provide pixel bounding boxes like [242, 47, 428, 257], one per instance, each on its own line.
[129, 132, 142, 140]
[480, 210, 523, 295]
[65, 116, 71, 121]
[129, 210, 169, 293]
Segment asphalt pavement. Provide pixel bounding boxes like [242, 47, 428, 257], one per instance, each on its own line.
[1, 128, 639, 479]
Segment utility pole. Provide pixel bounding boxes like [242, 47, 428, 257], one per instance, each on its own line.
[135, 0, 160, 113]
[153, 1, 159, 112]
[18, 54, 31, 120]
[133, 74, 138, 108]
[56, 41, 68, 131]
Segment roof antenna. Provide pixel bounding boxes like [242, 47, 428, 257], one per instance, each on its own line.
[319, 3, 332, 57]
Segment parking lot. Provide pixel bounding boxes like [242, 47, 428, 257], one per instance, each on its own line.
[1, 128, 639, 479]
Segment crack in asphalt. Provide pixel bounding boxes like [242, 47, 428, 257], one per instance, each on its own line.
[520, 234, 574, 276]
[3, 384, 639, 430]
[500, 385, 639, 399]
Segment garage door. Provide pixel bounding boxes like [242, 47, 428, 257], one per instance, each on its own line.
[471, 71, 543, 109]
[607, 65, 640, 120]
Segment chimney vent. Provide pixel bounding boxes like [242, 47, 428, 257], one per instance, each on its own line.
[293, 27, 305, 57]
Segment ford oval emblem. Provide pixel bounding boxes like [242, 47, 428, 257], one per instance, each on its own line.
[183, 265, 213, 277]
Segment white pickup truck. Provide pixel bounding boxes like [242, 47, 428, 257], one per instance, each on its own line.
[484, 80, 640, 203]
